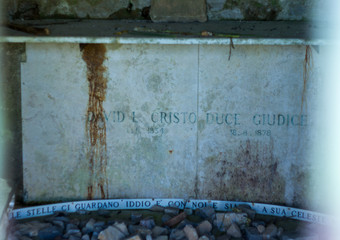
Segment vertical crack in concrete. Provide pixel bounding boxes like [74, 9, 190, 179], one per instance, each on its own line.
[301, 45, 312, 114]
[81, 44, 108, 199]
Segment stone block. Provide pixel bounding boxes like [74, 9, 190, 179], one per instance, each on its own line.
[150, 0, 207, 22]
[21, 43, 321, 205]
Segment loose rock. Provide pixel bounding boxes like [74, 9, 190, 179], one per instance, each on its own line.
[214, 213, 248, 231]
[140, 218, 156, 229]
[216, 234, 230, 240]
[155, 235, 168, 240]
[262, 223, 278, 239]
[226, 223, 242, 238]
[245, 227, 262, 240]
[82, 234, 90, 240]
[169, 229, 186, 240]
[183, 225, 199, 240]
[196, 220, 212, 236]
[125, 235, 143, 240]
[85, 218, 96, 232]
[256, 224, 265, 234]
[15, 221, 52, 237]
[152, 226, 169, 238]
[165, 212, 187, 227]
[235, 205, 256, 220]
[195, 207, 215, 221]
[131, 213, 143, 224]
[98, 226, 126, 240]
[38, 226, 63, 240]
[129, 225, 153, 238]
[113, 222, 129, 236]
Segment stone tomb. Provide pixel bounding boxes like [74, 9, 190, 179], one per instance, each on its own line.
[21, 43, 320, 205]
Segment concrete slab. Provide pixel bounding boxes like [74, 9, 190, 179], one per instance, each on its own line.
[22, 43, 198, 201]
[21, 43, 321, 206]
[197, 45, 318, 205]
[0, 20, 326, 46]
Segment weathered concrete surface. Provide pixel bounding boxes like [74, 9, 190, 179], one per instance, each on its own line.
[22, 43, 198, 201]
[21, 43, 321, 208]
[150, 0, 207, 22]
[197, 45, 319, 207]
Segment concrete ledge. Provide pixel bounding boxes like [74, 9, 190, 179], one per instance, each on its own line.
[0, 20, 328, 45]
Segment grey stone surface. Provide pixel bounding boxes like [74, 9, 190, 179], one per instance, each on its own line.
[214, 213, 248, 231]
[128, 225, 152, 237]
[150, 0, 207, 22]
[169, 229, 186, 240]
[206, 0, 317, 21]
[113, 222, 129, 236]
[195, 207, 215, 220]
[98, 226, 125, 240]
[155, 236, 168, 240]
[256, 225, 265, 234]
[152, 226, 169, 238]
[38, 226, 63, 240]
[236, 204, 256, 220]
[262, 223, 278, 239]
[140, 218, 156, 230]
[4, 0, 320, 21]
[126, 235, 143, 240]
[85, 218, 96, 232]
[226, 223, 242, 238]
[245, 227, 262, 240]
[21, 43, 321, 206]
[196, 221, 212, 236]
[15, 222, 52, 237]
[183, 225, 198, 240]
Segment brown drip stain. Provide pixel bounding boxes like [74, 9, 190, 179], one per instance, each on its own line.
[81, 44, 109, 199]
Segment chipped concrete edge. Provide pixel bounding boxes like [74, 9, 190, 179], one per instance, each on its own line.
[10, 199, 333, 225]
[0, 36, 330, 46]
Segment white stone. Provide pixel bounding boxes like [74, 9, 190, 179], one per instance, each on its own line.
[183, 225, 199, 240]
[21, 43, 321, 205]
[98, 226, 125, 240]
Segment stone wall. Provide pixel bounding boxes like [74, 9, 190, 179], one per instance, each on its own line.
[4, 0, 318, 21]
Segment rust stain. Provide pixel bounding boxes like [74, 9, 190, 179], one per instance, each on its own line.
[169, 150, 173, 154]
[81, 43, 109, 200]
[87, 185, 93, 200]
[301, 45, 312, 113]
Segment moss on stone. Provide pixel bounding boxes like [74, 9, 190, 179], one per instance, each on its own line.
[109, 8, 144, 20]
